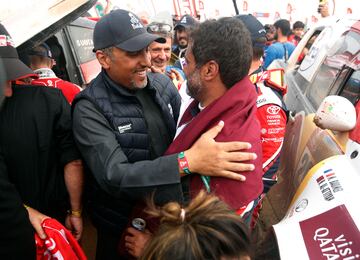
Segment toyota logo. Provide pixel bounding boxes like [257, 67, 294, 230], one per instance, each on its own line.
[267, 105, 281, 115]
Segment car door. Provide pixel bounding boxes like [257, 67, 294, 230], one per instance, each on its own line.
[256, 17, 360, 247]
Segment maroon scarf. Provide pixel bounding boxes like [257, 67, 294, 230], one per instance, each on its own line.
[165, 77, 263, 209]
[118, 77, 263, 255]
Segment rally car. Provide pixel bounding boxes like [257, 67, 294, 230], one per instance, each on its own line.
[255, 15, 360, 259]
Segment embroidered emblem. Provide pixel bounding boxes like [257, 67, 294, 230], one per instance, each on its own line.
[168, 104, 174, 118]
[118, 123, 132, 134]
[128, 13, 143, 30]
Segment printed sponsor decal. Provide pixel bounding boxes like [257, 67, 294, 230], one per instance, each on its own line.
[266, 105, 281, 115]
[295, 199, 308, 212]
[316, 168, 343, 201]
[262, 137, 284, 143]
[76, 39, 93, 47]
[256, 97, 266, 105]
[0, 35, 15, 47]
[268, 127, 285, 134]
[300, 205, 359, 260]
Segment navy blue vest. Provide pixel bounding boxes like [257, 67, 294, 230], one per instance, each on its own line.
[74, 70, 180, 162]
[73, 70, 181, 232]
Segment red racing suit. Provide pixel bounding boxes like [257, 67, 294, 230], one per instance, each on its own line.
[250, 68, 288, 194]
[31, 68, 81, 104]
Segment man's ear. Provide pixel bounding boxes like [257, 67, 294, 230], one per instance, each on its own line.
[202, 60, 219, 81]
[50, 59, 56, 68]
[96, 50, 111, 69]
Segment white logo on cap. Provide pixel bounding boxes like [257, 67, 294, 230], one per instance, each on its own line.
[181, 17, 187, 24]
[0, 35, 15, 47]
[128, 13, 143, 30]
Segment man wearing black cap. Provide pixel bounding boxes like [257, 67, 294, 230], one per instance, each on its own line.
[173, 14, 198, 60]
[236, 14, 288, 226]
[28, 43, 82, 104]
[72, 9, 256, 259]
[0, 23, 84, 244]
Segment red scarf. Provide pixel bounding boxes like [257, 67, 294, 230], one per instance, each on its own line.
[165, 77, 263, 209]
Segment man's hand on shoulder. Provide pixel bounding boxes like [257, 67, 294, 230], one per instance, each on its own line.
[185, 121, 257, 181]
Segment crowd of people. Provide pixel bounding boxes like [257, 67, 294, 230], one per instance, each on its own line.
[0, 6, 310, 259]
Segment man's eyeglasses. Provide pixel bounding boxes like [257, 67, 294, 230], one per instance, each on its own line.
[147, 23, 172, 33]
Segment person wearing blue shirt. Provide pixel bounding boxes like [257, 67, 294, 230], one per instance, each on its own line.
[264, 19, 295, 68]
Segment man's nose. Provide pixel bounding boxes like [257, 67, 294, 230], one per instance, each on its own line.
[158, 50, 166, 60]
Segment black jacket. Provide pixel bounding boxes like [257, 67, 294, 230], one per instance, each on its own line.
[0, 85, 80, 217]
[0, 149, 35, 259]
[73, 71, 183, 233]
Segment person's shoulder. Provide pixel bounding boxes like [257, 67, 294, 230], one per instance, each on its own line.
[59, 79, 82, 91]
[148, 72, 179, 100]
[14, 84, 62, 96]
[12, 85, 67, 110]
[148, 72, 173, 91]
[266, 43, 280, 52]
[285, 41, 296, 48]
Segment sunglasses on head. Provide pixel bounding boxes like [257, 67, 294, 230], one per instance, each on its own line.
[147, 23, 172, 33]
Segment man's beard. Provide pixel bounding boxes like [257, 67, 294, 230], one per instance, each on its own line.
[178, 37, 188, 48]
[186, 69, 203, 99]
[129, 77, 148, 90]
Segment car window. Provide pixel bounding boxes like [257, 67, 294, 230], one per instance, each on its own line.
[338, 70, 360, 105]
[67, 24, 96, 64]
[306, 29, 360, 110]
[293, 69, 310, 93]
[305, 62, 342, 109]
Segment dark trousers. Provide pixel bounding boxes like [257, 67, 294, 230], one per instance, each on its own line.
[96, 228, 122, 260]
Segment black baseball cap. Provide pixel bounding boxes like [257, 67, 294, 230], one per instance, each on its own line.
[235, 14, 266, 44]
[93, 9, 165, 52]
[28, 43, 53, 59]
[174, 14, 198, 30]
[0, 23, 37, 81]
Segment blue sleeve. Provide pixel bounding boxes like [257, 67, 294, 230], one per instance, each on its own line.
[264, 45, 276, 68]
[287, 43, 296, 57]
